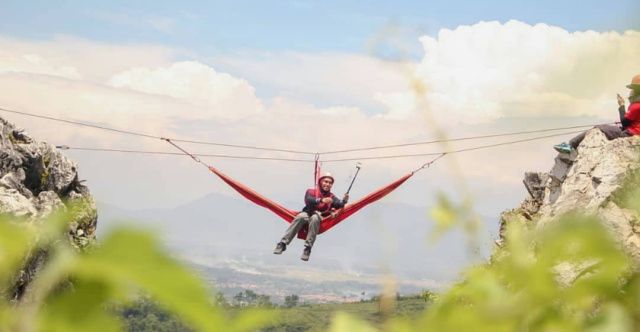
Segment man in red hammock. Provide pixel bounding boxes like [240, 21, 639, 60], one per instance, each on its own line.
[273, 172, 349, 261]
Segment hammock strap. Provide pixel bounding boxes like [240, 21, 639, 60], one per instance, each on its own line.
[161, 137, 209, 169]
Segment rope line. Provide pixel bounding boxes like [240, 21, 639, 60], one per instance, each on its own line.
[169, 138, 315, 155]
[413, 153, 447, 174]
[161, 139, 316, 171]
[54, 146, 315, 162]
[0, 107, 160, 139]
[0, 106, 609, 157]
[0, 107, 315, 155]
[162, 138, 208, 167]
[56, 130, 581, 163]
[320, 130, 583, 162]
[318, 123, 615, 155]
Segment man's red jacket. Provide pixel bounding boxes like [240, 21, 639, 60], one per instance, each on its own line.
[302, 188, 346, 215]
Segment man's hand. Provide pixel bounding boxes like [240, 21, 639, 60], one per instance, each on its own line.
[321, 197, 333, 204]
[617, 94, 626, 107]
[343, 193, 349, 202]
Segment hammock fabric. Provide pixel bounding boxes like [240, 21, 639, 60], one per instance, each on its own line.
[208, 166, 413, 239]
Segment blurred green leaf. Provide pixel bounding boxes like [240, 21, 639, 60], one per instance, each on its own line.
[229, 307, 277, 332]
[0, 218, 33, 282]
[613, 169, 640, 214]
[409, 213, 639, 332]
[39, 279, 121, 332]
[429, 194, 456, 230]
[72, 229, 225, 331]
[586, 303, 633, 332]
[328, 312, 377, 332]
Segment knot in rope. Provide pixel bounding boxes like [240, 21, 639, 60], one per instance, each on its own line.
[413, 153, 447, 174]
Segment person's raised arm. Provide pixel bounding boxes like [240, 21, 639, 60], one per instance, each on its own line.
[617, 94, 630, 128]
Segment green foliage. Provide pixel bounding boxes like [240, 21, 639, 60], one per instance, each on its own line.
[116, 297, 191, 332]
[612, 168, 640, 215]
[322, 169, 640, 331]
[419, 290, 436, 303]
[326, 215, 640, 332]
[275, 168, 637, 332]
[3, 205, 638, 332]
[257, 297, 429, 331]
[328, 312, 377, 332]
[284, 294, 300, 308]
[429, 193, 458, 231]
[4, 175, 640, 332]
[232, 289, 273, 308]
[39, 156, 50, 190]
[0, 218, 32, 291]
[431, 217, 630, 331]
[429, 193, 480, 242]
[66, 197, 98, 249]
[0, 210, 275, 332]
[214, 292, 229, 307]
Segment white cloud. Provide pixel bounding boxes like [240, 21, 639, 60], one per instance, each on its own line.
[211, 21, 640, 126]
[0, 35, 179, 82]
[108, 61, 264, 119]
[381, 20, 640, 123]
[0, 52, 81, 79]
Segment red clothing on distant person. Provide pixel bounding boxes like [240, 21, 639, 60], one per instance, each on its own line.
[624, 102, 640, 135]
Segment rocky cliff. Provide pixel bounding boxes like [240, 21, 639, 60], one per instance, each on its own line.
[499, 128, 640, 262]
[0, 116, 96, 300]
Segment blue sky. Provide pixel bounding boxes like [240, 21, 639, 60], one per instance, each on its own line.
[2, 0, 638, 56]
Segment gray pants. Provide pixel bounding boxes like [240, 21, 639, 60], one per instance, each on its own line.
[281, 212, 321, 248]
[569, 124, 630, 148]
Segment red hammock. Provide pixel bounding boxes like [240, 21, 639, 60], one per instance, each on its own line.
[208, 166, 414, 238]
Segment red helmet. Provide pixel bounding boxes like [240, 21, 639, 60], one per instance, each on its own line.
[318, 172, 334, 184]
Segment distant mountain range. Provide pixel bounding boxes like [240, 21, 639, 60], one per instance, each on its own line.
[97, 192, 498, 302]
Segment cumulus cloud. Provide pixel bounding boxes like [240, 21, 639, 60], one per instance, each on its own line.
[211, 21, 640, 126]
[108, 61, 264, 119]
[381, 20, 640, 123]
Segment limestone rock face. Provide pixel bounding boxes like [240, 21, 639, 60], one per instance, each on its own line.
[499, 129, 640, 261]
[0, 116, 97, 300]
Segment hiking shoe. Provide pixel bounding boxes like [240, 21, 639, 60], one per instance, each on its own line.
[301, 246, 311, 261]
[273, 242, 286, 255]
[553, 142, 573, 154]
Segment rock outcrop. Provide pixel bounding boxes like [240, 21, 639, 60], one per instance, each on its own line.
[0, 116, 97, 300]
[499, 128, 640, 262]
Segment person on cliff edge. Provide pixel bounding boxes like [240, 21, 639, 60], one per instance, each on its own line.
[554, 74, 640, 154]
